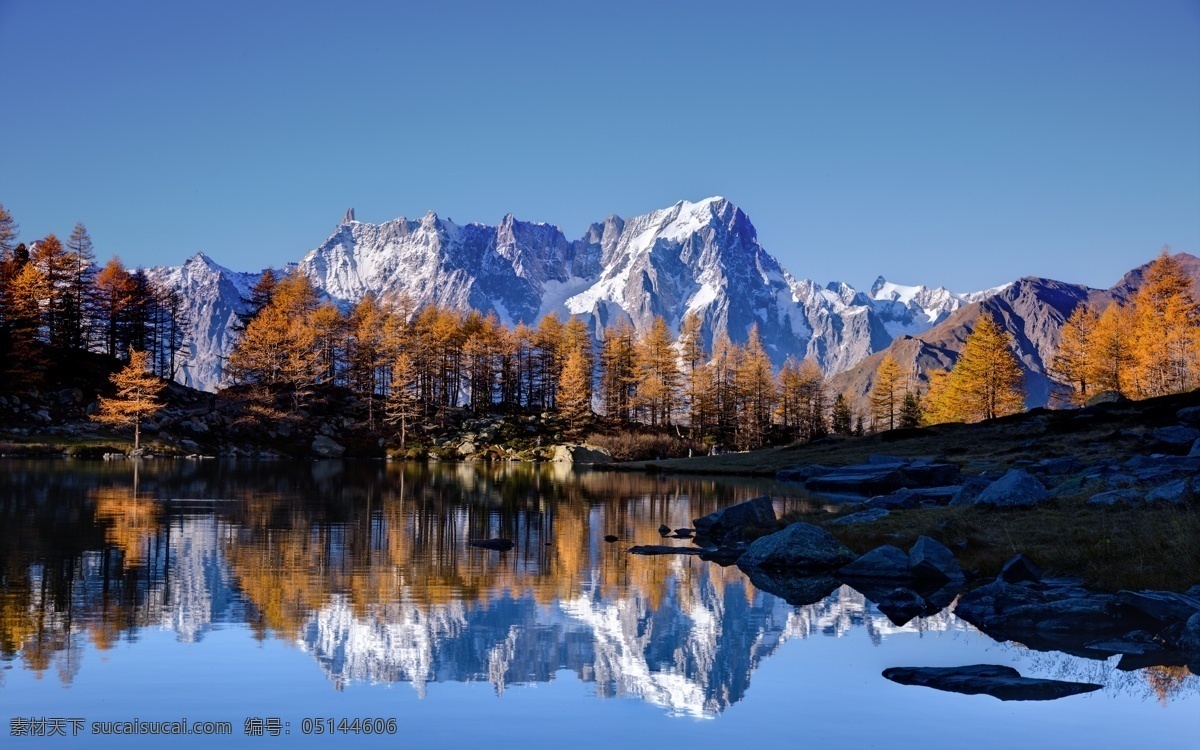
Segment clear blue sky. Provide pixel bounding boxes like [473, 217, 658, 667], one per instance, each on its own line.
[1, 0, 1197, 293]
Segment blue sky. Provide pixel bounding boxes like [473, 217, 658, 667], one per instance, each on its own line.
[1, 0, 1197, 292]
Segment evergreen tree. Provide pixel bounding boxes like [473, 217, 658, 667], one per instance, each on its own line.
[830, 393, 853, 435]
[0, 203, 17, 256]
[90, 350, 165, 451]
[64, 222, 96, 350]
[235, 269, 278, 332]
[869, 354, 903, 431]
[899, 390, 922, 428]
[31, 234, 73, 347]
[93, 258, 135, 358]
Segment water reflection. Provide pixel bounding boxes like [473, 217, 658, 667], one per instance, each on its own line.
[0, 459, 1194, 715]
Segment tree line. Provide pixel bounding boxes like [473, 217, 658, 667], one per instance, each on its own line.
[0, 203, 188, 389]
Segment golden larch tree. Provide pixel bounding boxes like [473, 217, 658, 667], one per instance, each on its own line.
[1049, 302, 1099, 406]
[948, 314, 1025, 422]
[1130, 250, 1198, 397]
[1090, 302, 1135, 396]
[91, 350, 166, 451]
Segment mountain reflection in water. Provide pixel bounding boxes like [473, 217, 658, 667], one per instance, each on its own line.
[0, 459, 1194, 715]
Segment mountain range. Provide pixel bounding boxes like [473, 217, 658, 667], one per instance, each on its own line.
[148, 197, 1184, 407]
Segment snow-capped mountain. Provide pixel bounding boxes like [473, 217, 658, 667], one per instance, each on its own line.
[152, 198, 997, 391]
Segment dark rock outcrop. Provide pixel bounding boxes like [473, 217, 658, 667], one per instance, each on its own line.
[908, 536, 963, 582]
[972, 469, 1048, 508]
[628, 545, 702, 556]
[693, 496, 775, 540]
[882, 664, 1102, 701]
[736, 522, 856, 571]
[838, 545, 913, 580]
[998, 554, 1042, 584]
[876, 588, 927, 625]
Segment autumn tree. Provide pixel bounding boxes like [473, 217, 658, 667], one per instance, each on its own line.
[869, 354, 903, 431]
[924, 314, 1025, 423]
[385, 351, 420, 450]
[1130, 250, 1198, 397]
[1090, 303, 1135, 396]
[558, 346, 593, 427]
[736, 325, 775, 449]
[1049, 302, 1099, 406]
[899, 390, 922, 428]
[93, 258, 135, 358]
[91, 350, 166, 451]
[235, 269, 278, 332]
[2, 264, 49, 384]
[599, 320, 637, 421]
[31, 234, 73, 346]
[634, 316, 679, 426]
[677, 312, 707, 429]
[778, 357, 826, 442]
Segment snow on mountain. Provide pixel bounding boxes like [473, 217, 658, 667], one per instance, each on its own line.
[145, 253, 257, 391]
[152, 199, 1000, 391]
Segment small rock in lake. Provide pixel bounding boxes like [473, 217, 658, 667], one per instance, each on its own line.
[628, 545, 701, 556]
[658, 524, 672, 536]
[882, 664, 1102, 701]
[469, 538, 515, 551]
[603, 534, 619, 543]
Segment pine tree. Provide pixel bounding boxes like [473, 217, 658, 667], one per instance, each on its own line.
[634, 316, 679, 425]
[558, 346, 593, 428]
[90, 350, 165, 451]
[778, 357, 826, 441]
[599, 320, 637, 422]
[830, 393, 853, 435]
[235, 269, 278, 332]
[736, 325, 775, 449]
[64, 222, 96, 350]
[899, 390, 922, 428]
[2, 264, 49, 385]
[1049, 302, 1099, 406]
[93, 258, 135, 358]
[31, 234, 73, 347]
[0, 203, 17, 257]
[677, 312, 707, 431]
[869, 354, 903, 431]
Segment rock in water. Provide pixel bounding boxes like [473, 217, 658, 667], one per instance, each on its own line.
[658, 524, 672, 536]
[603, 534, 618, 543]
[973, 469, 1048, 508]
[311, 435, 346, 458]
[876, 588, 927, 625]
[908, 536, 963, 582]
[738, 569, 839, 606]
[736, 522, 856, 571]
[692, 496, 776, 540]
[468, 538, 515, 551]
[882, 665, 1102, 701]
[628, 545, 702, 556]
[838, 545, 913, 580]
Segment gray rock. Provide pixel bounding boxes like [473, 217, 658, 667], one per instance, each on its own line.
[1176, 406, 1200, 426]
[1147, 425, 1200, 448]
[876, 588, 927, 625]
[1107, 473, 1137, 488]
[1146, 479, 1190, 505]
[658, 524, 672, 536]
[1085, 390, 1127, 407]
[949, 474, 994, 506]
[311, 435, 345, 458]
[457, 441, 477, 456]
[1115, 590, 1200, 624]
[973, 470, 1048, 509]
[909, 536, 963, 582]
[775, 464, 834, 483]
[550, 444, 613, 464]
[864, 488, 920, 510]
[1179, 612, 1200, 652]
[828, 508, 891, 525]
[806, 462, 960, 496]
[882, 664, 1102, 701]
[998, 554, 1042, 584]
[1031, 456, 1082, 475]
[1086, 489, 1142, 507]
[1190, 439, 1200, 458]
[693, 496, 776, 540]
[838, 545, 913, 580]
[737, 522, 856, 571]
[867, 454, 908, 465]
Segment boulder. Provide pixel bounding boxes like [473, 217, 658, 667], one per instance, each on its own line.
[1031, 456, 1083, 475]
[838, 545, 913, 580]
[864, 488, 920, 510]
[550, 444, 614, 464]
[692, 496, 776, 540]
[949, 474, 994, 506]
[805, 461, 960, 496]
[1085, 390, 1127, 407]
[1190, 439, 1200, 458]
[603, 534, 619, 543]
[1179, 612, 1200, 652]
[775, 464, 834, 483]
[972, 470, 1048, 509]
[457, 441, 477, 456]
[882, 665, 1102, 701]
[908, 536, 963, 582]
[1147, 425, 1200, 449]
[468, 538, 515, 551]
[1146, 479, 1190, 505]
[828, 508, 890, 525]
[1086, 489, 1142, 507]
[876, 588, 927, 625]
[1115, 590, 1200, 624]
[998, 554, 1042, 584]
[658, 524, 672, 536]
[311, 435, 345, 458]
[1176, 405, 1200, 426]
[737, 522, 856, 571]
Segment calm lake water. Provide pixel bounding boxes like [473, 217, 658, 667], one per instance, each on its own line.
[0, 459, 1195, 748]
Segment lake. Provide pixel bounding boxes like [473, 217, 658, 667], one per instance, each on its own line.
[0, 459, 1195, 748]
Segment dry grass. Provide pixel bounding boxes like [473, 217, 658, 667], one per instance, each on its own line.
[784, 496, 1200, 592]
